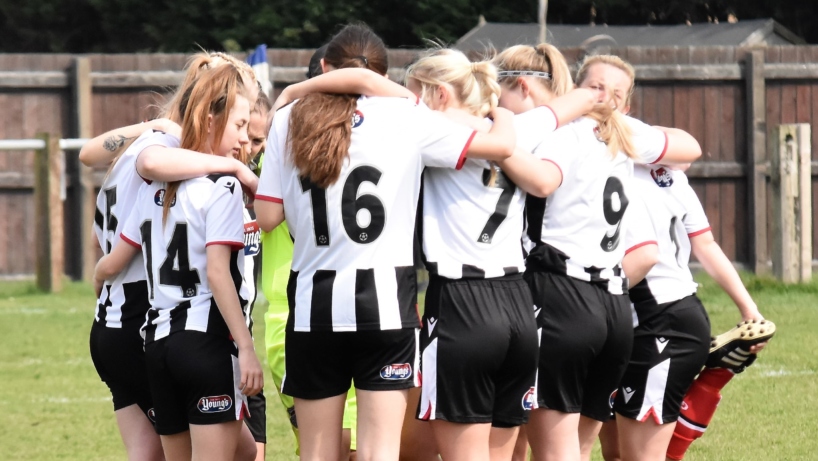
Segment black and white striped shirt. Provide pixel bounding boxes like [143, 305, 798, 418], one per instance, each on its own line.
[257, 96, 476, 332]
[93, 130, 179, 328]
[524, 116, 668, 295]
[422, 107, 558, 279]
[120, 174, 249, 343]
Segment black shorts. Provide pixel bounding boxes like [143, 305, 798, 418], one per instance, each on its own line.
[89, 320, 154, 420]
[245, 391, 266, 443]
[614, 294, 711, 424]
[144, 331, 248, 435]
[525, 271, 633, 422]
[283, 327, 419, 400]
[417, 274, 539, 428]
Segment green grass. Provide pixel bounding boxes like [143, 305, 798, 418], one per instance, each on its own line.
[0, 273, 816, 460]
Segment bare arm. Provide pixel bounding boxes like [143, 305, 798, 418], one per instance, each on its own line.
[273, 68, 415, 112]
[254, 200, 285, 233]
[546, 88, 597, 127]
[496, 147, 562, 197]
[463, 107, 517, 161]
[207, 245, 264, 396]
[655, 126, 702, 164]
[79, 119, 181, 168]
[137, 146, 258, 195]
[93, 239, 140, 297]
[690, 231, 761, 321]
[622, 243, 659, 287]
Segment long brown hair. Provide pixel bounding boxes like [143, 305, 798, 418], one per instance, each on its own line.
[576, 55, 636, 158]
[162, 65, 250, 224]
[287, 23, 388, 188]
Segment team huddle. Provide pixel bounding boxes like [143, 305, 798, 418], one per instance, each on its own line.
[85, 22, 775, 461]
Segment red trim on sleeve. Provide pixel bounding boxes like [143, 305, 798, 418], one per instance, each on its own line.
[206, 241, 245, 250]
[541, 158, 564, 187]
[255, 195, 283, 204]
[625, 240, 658, 255]
[121, 234, 141, 249]
[455, 130, 478, 170]
[650, 132, 669, 164]
[687, 227, 711, 238]
[415, 95, 420, 105]
[541, 105, 560, 129]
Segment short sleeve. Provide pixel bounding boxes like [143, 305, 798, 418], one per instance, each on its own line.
[411, 106, 476, 170]
[514, 106, 558, 153]
[532, 123, 583, 185]
[256, 108, 286, 204]
[623, 194, 658, 254]
[133, 131, 182, 184]
[205, 177, 245, 249]
[119, 184, 148, 249]
[627, 116, 669, 165]
[675, 173, 711, 236]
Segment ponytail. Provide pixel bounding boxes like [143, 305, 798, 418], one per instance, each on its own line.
[288, 23, 388, 188]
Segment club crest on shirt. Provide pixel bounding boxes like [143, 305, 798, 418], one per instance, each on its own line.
[352, 110, 364, 128]
[244, 221, 260, 256]
[197, 395, 233, 413]
[650, 167, 674, 187]
[380, 363, 412, 380]
[154, 189, 176, 207]
[522, 387, 536, 410]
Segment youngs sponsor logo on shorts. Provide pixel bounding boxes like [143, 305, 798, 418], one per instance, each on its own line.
[147, 408, 157, 423]
[380, 363, 412, 381]
[197, 395, 233, 413]
[521, 387, 536, 411]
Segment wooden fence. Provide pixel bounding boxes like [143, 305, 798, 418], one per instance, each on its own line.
[0, 46, 816, 279]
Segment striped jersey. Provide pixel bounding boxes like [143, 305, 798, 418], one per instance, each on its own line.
[422, 106, 558, 279]
[242, 207, 261, 335]
[120, 174, 250, 344]
[624, 166, 710, 304]
[257, 96, 476, 332]
[93, 130, 179, 328]
[523, 115, 668, 295]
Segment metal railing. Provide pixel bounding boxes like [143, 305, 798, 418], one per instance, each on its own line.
[0, 138, 88, 151]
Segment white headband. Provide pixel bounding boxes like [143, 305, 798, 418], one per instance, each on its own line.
[497, 70, 552, 80]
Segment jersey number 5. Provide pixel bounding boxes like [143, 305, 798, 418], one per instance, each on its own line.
[140, 221, 201, 299]
[300, 165, 386, 246]
[600, 176, 629, 252]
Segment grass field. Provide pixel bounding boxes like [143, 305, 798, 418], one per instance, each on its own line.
[0, 273, 816, 460]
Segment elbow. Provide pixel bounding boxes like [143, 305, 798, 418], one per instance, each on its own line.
[78, 147, 94, 167]
[528, 182, 558, 198]
[136, 149, 161, 178]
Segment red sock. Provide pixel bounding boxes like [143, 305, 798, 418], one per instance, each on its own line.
[666, 368, 735, 460]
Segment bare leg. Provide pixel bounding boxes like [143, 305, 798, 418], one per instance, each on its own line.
[527, 408, 580, 461]
[578, 416, 603, 461]
[114, 404, 165, 460]
[189, 421, 243, 461]
[400, 387, 439, 461]
[431, 420, 491, 461]
[342, 429, 352, 461]
[234, 423, 258, 460]
[254, 443, 265, 461]
[295, 394, 347, 461]
[617, 415, 675, 461]
[159, 431, 191, 461]
[511, 425, 529, 461]
[356, 389, 409, 461]
[598, 419, 621, 461]
[489, 426, 520, 461]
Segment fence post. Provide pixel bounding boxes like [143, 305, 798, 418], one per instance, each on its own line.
[34, 133, 64, 292]
[770, 124, 812, 283]
[70, 57, 96, 282]
[746, 50, 769, 274]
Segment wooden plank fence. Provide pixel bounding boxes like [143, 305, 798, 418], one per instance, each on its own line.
[0, 46, 817, 279]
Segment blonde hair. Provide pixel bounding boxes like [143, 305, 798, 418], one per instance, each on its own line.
[164, 51, 258, 123]
[162, 65, 251, 224]
[406, 48, 500, 118]
[576, 55, 636, 158]
[492, 44, 573, 97]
